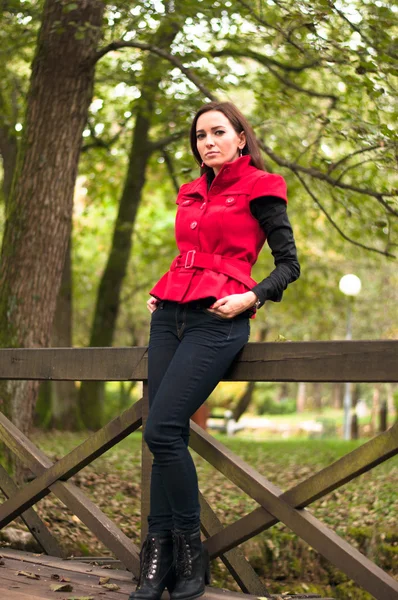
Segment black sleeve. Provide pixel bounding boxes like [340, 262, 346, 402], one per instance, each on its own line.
[249, 196, 300, 306]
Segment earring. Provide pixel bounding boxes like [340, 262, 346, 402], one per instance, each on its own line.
[238, 148, 243, 157]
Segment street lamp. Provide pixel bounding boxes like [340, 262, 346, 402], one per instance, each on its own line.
[339, 274, 362, 440]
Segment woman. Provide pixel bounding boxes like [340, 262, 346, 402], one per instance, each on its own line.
[130, 102, 300, 600]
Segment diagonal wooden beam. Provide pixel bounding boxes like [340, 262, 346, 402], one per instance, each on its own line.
[0, 407, 142, 576]
[0, 464, 64, 558]
[190, 422, 398, 600]
[199, 491, 271, 597]
[205, 423, 398, 556]
[0, 400, 142, 527]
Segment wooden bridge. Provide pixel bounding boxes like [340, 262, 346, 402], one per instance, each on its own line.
[0, 340, 397, 600]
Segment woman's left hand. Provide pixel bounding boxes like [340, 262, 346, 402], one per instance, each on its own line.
[208, 292, 258, 319]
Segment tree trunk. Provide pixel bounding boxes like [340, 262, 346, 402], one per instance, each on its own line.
[332, 382, 344, 409]
[370, 385, 380, 436]
[50, 237, 80, 429]
[233, 382, 256, 422]
[276, 382, 289, 403]
[0, 0, 104, 454]
[385, 383, 396, 422]
[0, 122, 18, 204]
[312, 382, 322, 411]
[296, 382, 306, 413]
[78, 17, 180, 429]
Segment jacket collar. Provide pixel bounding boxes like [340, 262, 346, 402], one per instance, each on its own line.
[187, 155, 254, 196]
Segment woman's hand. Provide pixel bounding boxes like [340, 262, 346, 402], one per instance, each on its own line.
[208, 292, 258, 319]
[147, 297, 160, 313]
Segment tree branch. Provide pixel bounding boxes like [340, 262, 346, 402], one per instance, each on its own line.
[294, 171, 395, 258]
[162, 149, 180, 195]
[259, 140, 398, 216]
[93, 40, 218, 101]
[210, 48, 320, 73]
[81, 114, 134, 153]
[328, 144, 389, 174]
[236, 0, 310, 55]
[266, 63, 338, 102]
[148, 130, 184, 152]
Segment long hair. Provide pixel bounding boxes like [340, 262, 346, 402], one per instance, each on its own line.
[189, 101, 266, 175]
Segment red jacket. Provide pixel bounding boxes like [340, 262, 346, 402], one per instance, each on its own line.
[149, 155, 288, 304]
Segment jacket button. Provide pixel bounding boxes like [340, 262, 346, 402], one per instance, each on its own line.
[200, 202, 206, 210]
[190, 221, 198, 229]
[226, 197, 235, 204]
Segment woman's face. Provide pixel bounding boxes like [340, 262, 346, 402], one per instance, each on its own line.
[195, 110, 246, 175]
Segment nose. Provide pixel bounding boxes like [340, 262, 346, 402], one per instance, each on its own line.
[205, 134, 215, 147]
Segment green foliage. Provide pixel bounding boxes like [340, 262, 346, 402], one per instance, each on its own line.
[256, 394, 296, 416]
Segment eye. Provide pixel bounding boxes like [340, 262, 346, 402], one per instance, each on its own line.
[215, 130, 225, 135]
[196, 133, 205, 140]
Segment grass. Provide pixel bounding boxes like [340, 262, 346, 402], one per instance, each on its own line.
[1, 431, 397, 599]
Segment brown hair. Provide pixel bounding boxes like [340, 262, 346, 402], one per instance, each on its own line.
[189, 101, 266, 175]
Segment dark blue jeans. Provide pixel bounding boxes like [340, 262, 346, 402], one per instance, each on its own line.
[144, 300, 250, 533]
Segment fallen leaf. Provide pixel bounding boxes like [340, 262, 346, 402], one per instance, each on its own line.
[51, 583, 73, 592]
[99, 576, 110, 585]
[101, 583, 120, 591]
[18, 570, 40, 580]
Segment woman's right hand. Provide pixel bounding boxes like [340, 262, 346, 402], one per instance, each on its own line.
[147, 297, 160, 313]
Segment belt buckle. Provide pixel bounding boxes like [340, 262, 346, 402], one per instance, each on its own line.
[185, 249, 196, 268]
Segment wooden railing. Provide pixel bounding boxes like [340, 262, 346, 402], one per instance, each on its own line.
[0, 341, 397, 600]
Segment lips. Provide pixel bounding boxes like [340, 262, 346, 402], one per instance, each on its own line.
[205, 152, 219, 157]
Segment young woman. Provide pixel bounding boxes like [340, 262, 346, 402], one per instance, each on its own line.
[130, 102, 300, 600]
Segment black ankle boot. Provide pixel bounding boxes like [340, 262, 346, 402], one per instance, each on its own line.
[129, 532, 176, 600]
[170, 527, 210, 600]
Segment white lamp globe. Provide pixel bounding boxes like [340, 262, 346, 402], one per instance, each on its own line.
[339, 274, 362, 296]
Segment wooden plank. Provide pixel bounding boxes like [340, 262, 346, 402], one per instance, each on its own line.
[0, 464, 64, 558]
[190, 422, 398, 600]
[0, 347, 148, 381]
[0, 563, 130, 599]
[0, 551, 334, 600]
[0, 548, 134, 582]
[141, 381, 151, 544]
[0, 587, 49, 600]
[0, 553, 134, 593]
[199, 492, 271, 597]
[205, 422, 398, 556]
[0, 399, 143, 527]
[0, 340, 397, 382]
[0, 415, 141, 576]
[232, 341, 398, 382]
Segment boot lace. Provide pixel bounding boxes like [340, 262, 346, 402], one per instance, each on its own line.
[138, 537, 159, 585]
[173, 532, 192, 578]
